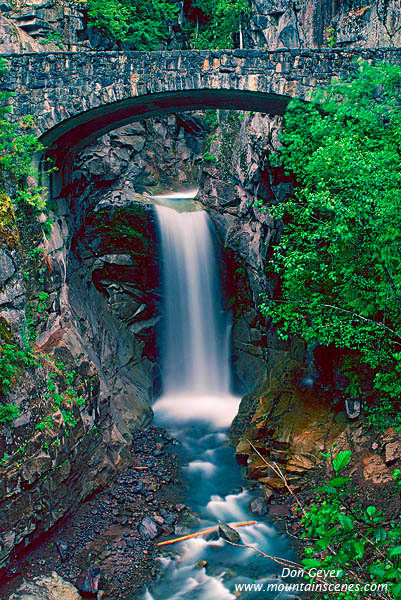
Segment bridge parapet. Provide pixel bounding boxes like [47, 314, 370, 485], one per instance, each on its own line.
[2, 48, 401, 172]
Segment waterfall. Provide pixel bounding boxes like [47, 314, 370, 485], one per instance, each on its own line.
[155, 204, 231, 396]
[144, 196, 293, 600]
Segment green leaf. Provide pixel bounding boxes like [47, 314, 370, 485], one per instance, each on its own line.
[302, 558, 323, 568]
[353, 540, 365, 558]
[366, 505, 376, 517]
[374, 527, 387, 542]
[333, 450, 352, 472]
[389, 545, 401, 557]
[369, 564, 387, 578]
[393, 583, 401, 600]
[329, 477, 350, 488]
[338, 514, 354, 532]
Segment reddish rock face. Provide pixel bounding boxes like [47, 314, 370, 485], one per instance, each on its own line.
[233, 358, 401, 511]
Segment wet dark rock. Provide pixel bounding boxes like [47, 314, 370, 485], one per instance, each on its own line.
[267, 505, 291, 517]
[138, 516, 162, 540]
[218, 521, 241, 544]
[153, 515, 164, 525]
[75, 566, 101, 595]
[180, 510, 200, 529]
[56, 541, 71, 562]
[299, 375, 315, 389]
[345, 398, 361, 420]
[160, 510, 176, 525]
[249, 496, 268, 516]
[161, 526, 173, 536]
[196, 560, 208, 568]
[174, 525, 191, 536]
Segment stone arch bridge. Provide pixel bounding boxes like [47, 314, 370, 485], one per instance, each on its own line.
[2, 47, 401, 187]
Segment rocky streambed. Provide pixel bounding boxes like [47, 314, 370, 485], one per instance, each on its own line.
[1, 425, 189, 600]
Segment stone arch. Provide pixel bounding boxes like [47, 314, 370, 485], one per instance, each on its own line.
[2, 47, 395, 193]
[41, 88, 291, 194]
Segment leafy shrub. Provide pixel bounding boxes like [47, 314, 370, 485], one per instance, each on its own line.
[188, 0, 251, 49]
[302, 452, 401, 599]
[260, 62, 401, 422]
[85, 0, 250, 49]
[86, 0, 179, 48]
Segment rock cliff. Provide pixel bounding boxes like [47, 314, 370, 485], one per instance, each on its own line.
[0, 113, 206, 573]
[247, 0, 401, 50]
[1, 0, 399, 54]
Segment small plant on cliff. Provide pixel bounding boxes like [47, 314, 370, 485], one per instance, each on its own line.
[326, 26, 337, 47]
[261, 61, 401, 422]
[0, 341, 38, 396]
[0, 404, 21, 424]
[39, 31, 64, 50]
[0, 58, 47, 218]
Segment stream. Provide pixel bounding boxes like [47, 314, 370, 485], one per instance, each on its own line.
[140, 192, 295, 600]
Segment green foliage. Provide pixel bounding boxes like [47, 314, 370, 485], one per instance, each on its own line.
[260, 62, 401, 422]
[85, 0, 249, 49]
[203, 109, 219, 131]
[0, 59, 48, 221]
[203, 150, 218, 162]
[326, 26, 336, 47]
[0, 404, 21, 424]
[302, 452, 401, 599]
[0, 341, 38, 395]
[86, 0, 179, 48]
[332, 450, 351, 472]
[365, 399, 401, 431]
[61, 409, 78, 427]
[0, 60, 43, 184]
[35, 415, 54, 431]
[189, 0, 251, 49]
[37, 291, 49, 314]
[39, 31, 64, 49]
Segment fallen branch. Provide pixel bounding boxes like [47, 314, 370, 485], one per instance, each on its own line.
[157, 521, 257, 547]
[222, 539, 330, 587]
[133, 466, 149, 470]
[247, 439, 306, 517]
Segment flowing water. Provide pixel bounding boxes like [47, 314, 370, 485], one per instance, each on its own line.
[141, 192, 294, 599]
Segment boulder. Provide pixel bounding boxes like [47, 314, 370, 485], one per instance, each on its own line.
[0, 247, 15, 287]
[345, 398, 361, 420]
[10, 572, 80, 600]
[218, 521, 241, 544]
[249, 496, 268, 516]
[385, 441, 401, 465]
[138, 516, 162, 540]
[75, 567, 101, 596]
[196, 560, 208, 568]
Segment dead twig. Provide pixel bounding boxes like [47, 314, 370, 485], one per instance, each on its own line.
[247, 439, 306, 516]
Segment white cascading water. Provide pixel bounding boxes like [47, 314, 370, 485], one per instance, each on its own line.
[157, 205, 229, 394]
[142, 192, 293, 600]
[153, 200, 239, 428]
